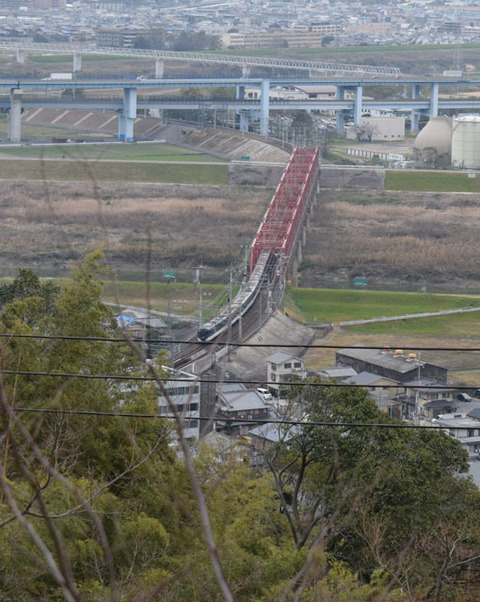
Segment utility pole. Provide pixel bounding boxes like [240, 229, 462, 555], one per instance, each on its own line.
[193, 262, 204, 326]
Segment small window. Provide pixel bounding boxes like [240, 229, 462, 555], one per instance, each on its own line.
[271, 363, 277, 371]
[271, 374, 276, 382]
[294, 362, 302, 369]
[284, 363, 291, 369]
[189, 403, 198, 411]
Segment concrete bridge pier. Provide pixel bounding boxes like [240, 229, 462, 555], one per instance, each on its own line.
[118, 87, 137, 141]
[239, 110, 249, 132]
[291, 256, 298, 288]
[73, 53, 82, 72]
[8, 88, 22, 143]
[290, 242, 303, 288]
[353, 85, 363, 125]
[296, 241, 302, 265]
[260, 80, 270, 136]
[430, 82, 439, 117]
[16, 50, 24, 64]
[336, 86, 345, 132]
[411, 111, 420, 133]
[410, 84, 421, 133]
[155, 59, 164, 78]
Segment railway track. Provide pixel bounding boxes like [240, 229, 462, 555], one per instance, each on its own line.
[173, 255, 283, 370]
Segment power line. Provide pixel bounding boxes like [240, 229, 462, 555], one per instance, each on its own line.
[12, 407, 444, 430]
[0, 369, 470, 390]
[0, 332, 480, 353]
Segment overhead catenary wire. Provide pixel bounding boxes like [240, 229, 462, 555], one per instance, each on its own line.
[12, 407, 445, 430]
[0, 332, 479, 353]
[0, 369, 472, 390]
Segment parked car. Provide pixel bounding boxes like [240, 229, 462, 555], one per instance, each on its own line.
[256, 387, 273, 401]
[457, 393, 472, 402]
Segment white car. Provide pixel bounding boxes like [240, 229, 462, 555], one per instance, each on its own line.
[256, 387, 273, 401]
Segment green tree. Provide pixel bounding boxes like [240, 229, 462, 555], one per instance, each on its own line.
[264, 378, 479, 598]
[0, 252, 196, 600]
[0, 267, 59, 312]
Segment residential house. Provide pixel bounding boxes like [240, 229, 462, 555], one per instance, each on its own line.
[343, 371, 402, 415]
[266, 351, 307, 396]
[215, 383, 272, 436]
[247, 421, 298, 467]
[433, 412, 480, 457]
[318, 366, 358, 380]
[396, 378, 456, 420]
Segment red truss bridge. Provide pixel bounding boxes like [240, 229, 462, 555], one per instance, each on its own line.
[250, 147, 319, 275]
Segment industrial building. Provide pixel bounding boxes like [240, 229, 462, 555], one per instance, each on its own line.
[413, 114, 480, 170]
[336, 347, 448, 384]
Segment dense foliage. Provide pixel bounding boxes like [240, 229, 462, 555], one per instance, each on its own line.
[0, 255, 479, 600]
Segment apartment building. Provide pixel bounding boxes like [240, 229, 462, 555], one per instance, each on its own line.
[221, 25, 338, 49]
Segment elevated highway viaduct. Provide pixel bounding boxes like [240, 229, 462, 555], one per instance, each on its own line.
[1, 75, 480, 142]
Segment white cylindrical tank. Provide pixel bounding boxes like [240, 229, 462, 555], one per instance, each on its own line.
[452, 115, 480, 169]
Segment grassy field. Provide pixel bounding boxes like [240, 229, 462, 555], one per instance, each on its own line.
[0, 143, 224, 163]
[102, 281, 232, 317]
[286, 288, 480, 331]
[345, 311, 480, 338]
[385, 170, 480, 193]
[286, 287, 480, 381]
[0, 159, 228, 184]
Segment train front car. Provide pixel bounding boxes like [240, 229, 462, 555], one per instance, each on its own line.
[197, 252, 271, 342]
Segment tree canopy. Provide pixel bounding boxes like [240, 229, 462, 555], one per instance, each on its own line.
[0, 259, 479, 600]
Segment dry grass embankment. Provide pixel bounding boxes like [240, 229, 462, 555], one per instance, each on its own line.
[303, 190, 480, 289]
[0, 180, 272, 276]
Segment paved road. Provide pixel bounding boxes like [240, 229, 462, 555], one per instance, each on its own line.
[324, 306, 480, 328]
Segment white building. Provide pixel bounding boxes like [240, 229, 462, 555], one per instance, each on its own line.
[346, 116, 406, 142]
[433, 413, 480, 457]
[158, 367, 200, 442]
[266, 351, 307, 396]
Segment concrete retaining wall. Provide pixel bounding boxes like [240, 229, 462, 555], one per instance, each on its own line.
[319, 166, 385, 189]
[228, 163, 285, 186]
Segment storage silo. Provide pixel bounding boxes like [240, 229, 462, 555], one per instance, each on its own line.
[413, 116, 452, 167]
[451, 115, 480, 169]
[413, 116, 452, 156]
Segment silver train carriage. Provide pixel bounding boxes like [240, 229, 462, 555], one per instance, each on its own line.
[197, 252, 272, 342]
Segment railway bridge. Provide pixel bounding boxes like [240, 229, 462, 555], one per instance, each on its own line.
[174, 147, 319, 369]
[250, 147, 319, 286]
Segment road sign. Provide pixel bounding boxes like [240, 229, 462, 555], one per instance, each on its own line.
[163, 270, 176, 279]
[354, 277, 367, 287]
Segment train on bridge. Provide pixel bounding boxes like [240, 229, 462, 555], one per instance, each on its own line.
[197, 147, 319, 343]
